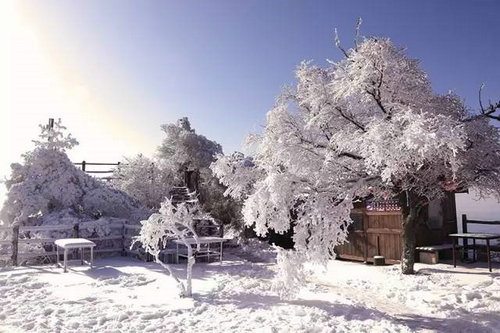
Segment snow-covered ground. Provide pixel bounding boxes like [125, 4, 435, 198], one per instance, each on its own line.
[0, 250, 499, 332]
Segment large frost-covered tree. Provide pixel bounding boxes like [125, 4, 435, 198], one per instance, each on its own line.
[213, 32, 500, 276]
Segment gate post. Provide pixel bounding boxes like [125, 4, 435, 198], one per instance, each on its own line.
[73, 223, 79, 238]
[121, 222, 126, 256]
[11, 225, 19, 266]
[462, 214, 468, 260]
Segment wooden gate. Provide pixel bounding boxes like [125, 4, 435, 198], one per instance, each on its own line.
[336, 208, 403, 263]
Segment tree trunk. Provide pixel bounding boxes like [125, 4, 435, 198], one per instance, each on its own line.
[186, 246, 194, 297]
[154, 254, 187, 296]
[399, 191, 421, 275]
[401, 209, 417, 274]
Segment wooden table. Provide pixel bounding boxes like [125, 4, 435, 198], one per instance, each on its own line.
[54, 238, 96, 272]
[448, 233, 500, 272]
[173, 237, 230, 264]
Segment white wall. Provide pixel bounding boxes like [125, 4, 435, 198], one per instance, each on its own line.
[455, 191, 500, 234]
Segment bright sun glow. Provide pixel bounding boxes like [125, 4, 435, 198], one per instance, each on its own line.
[0, 1, 155, 206]
[1, 1, 153, 182]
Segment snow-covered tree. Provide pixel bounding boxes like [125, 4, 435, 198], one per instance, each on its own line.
[32, 118, 79, 152]
[158, 117, 242, 230]
[112, 154, 176, 209]
[133, 198, 208, 297]
[158, 117, 222, 173]
[213, 33, 500, 279]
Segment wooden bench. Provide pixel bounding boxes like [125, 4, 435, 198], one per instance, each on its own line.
[416, 244, 458, 264]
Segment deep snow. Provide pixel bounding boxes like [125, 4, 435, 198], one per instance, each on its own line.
[0, 249, 499, 332]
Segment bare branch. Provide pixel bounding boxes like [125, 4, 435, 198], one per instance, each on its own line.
[354, 17, 363, 50]
[338, 152, 364, 160]
[326, 104, 367, 132]
[366, 89, 390, 117]
[463, 84, 500, 122]
[334, 28, 349, 58]
[479, 83, 485, 112]
[365, 65, 391, 119]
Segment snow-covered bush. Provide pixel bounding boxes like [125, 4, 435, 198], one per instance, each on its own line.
[272, 247, 307, 300]
[133, 197, 210, 297]
[112, 154, 176, 209]
[0, 119, 149, 243]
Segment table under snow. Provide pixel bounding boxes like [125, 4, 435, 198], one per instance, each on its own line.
[173, 237, 230, 264]
[54, 238, 96, 272]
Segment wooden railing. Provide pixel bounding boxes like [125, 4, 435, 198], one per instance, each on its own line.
[0, 221, 142, 266]
[73, 161, 124, 181]
[462, 214, 500, 259]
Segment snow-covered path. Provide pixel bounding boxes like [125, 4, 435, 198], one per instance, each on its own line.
[310, 260, 500, 332]
[0, 253, 499, 332]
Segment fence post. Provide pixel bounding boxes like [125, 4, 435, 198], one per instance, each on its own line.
[72, 223, 80, 259]
[81, 160, 86, 172]
[73, 223, 79, 238]
[11, 225, 19, 266]
[462, 214, 468, 260]
[121, 222, 126, 256]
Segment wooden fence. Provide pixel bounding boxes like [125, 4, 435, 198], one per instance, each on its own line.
[0, 221, 142, 266]
[74, 161, 123, 181]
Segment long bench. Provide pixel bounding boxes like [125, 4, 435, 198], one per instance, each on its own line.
[416, 244, 459, 264]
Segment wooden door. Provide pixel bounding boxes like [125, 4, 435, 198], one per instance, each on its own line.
[365, 212, 403, 261]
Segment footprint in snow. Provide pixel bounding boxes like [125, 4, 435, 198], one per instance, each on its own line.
[24, 282, 45, 289]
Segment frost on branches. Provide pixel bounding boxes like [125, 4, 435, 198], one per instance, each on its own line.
[133, 198, 210, 297]
[112, 154, 176, 209]
[158, 117, 243, 231]
[0, 119, 148, 248]
[214, 33, 500, 286]
[158, 117, 223, 173]
[211, 152, 264, 200]
[32, 118, 79, 152]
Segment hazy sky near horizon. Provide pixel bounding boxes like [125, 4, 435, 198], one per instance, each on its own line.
[2, 1, 500, 203]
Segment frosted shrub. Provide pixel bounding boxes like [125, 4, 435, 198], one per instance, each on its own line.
[133, 197, 210, 297]
[272, 248, 307, 300]
[112, 154, 176, 209]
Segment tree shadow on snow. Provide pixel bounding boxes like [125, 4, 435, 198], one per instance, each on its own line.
[81, 265, 129, 280]
[195, 290, 500, 332]
[418, 266, 500, 278]
[52, 257, 499, 332]
[134, 258, 277, 282]
[0, 265, 62, 277]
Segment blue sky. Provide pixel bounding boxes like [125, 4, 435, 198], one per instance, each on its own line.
[5, 0, 500, 159]
[2, 0, 500, 220]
